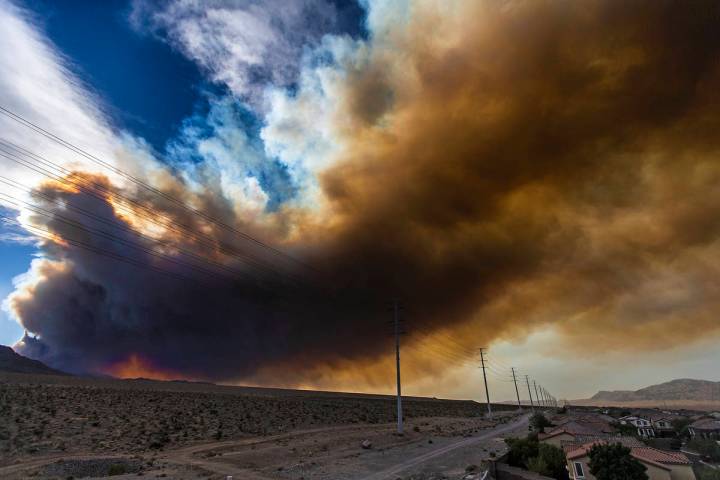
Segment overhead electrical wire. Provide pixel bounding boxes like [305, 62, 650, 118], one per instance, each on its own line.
[0, 143, 304, 285]
[0, 105, 313, 272]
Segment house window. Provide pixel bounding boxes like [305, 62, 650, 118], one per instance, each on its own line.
[574, 461, 585, 478]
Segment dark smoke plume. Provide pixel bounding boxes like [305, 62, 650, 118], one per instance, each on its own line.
[9, 0, 720, 389]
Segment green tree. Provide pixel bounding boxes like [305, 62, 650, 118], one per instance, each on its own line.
[505, 436, 539, 468]
[671, 417, 692, 437]
[588, 443, 648, 480]
[612, 421, 640, 437]
[528, 443, 569, 480]
[530, 412, 553, 433]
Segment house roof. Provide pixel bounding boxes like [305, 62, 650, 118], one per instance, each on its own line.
[630, 448, 690, 466]
[690, 418, 720, 431]
[648, 413, 675, 422]
[566, 441, 690, 472]
[561, 436, 643, 453]
[539, 421, 606, 440]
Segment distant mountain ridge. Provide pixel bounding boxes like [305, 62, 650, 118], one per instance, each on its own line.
[0, 345, 67, 375]
[592, 378, 720, 402]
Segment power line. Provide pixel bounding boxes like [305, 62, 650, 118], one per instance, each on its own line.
[0, 143, 303, 284]
[0, 213, 201, 285]
[0, 179, 263, 283]
[0, 192, 247, 285]
[0, 105, 313, 271]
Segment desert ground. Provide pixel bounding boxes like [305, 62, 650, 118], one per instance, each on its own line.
[0, 372, 528, 479]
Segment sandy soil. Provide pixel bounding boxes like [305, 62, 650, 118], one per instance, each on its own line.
[0, 372, 529, 479]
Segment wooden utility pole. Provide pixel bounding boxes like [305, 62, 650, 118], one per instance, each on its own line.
[393, 299, 403, 434]
[511, 367, 522, 410]
[525, 375, 535, 412]
[479, 348, 492, 417]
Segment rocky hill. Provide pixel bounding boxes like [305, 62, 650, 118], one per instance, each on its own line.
[592, 378, 720, 402]
[0, 345, 67, 375]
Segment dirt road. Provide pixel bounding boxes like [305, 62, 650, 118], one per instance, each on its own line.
[359, 414, 529, 480]
[168, 412, 528, 479]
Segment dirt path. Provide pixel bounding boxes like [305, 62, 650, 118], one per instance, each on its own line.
[0, 422, 395, 479]
[176, 413, 527, 480]
[359, 414, 529, 480]
[162, 422, 399, 479]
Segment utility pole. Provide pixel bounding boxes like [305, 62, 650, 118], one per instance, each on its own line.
[393, 299, 403, 434]
[479, 348, 492, 417]
[534, 381, 541, 409]
[525, 375, 535, 412]
[511, 367, 522, 410]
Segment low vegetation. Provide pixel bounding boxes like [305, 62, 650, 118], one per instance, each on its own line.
[505, 434, 568, 480]
[687, 438, 720, 462]
[695, 466, 720, 480]
[0, 373, 506, 461]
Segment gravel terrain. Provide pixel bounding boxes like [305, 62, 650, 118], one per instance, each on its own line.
[0, 372, 524, 479]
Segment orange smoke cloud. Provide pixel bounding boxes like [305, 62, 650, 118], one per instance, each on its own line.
[9, 0, 720, 389]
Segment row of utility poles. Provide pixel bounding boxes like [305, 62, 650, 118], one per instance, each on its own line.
[391, 301, 559, 434]
[479, 347, 558, 416]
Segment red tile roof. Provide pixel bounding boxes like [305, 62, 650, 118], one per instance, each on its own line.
[566, 441, 690, 471]
[630, 448, 690, 465]
[561, 436, 642, 453]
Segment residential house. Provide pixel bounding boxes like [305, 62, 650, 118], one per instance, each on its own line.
[538, 421, 607, 448]
[566, 441, 695, 480]
[619, 415, 655, 438]
[650, 414, 677, 437]
[688, 418, 720, 439]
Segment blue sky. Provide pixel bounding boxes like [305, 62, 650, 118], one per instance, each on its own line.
[1, 0, 205, 344]
[0, 0, 365, 346]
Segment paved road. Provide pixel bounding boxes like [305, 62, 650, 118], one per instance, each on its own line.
[359, 414, 529, 480]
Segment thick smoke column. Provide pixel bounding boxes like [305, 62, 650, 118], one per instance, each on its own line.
[6, 0, 720, 388]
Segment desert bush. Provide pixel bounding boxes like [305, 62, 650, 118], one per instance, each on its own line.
[107, 463, 127, 476]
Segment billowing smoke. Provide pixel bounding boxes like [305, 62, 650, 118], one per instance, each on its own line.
[5, 0, 720, 389]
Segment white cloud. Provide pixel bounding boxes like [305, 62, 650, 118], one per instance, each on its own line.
[261, 35, 362, 207]
[166, 98, 273, 218]
[0, 0, 173, 218]
[0, 1, 116, 172]
[131, 0, 339, 103]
